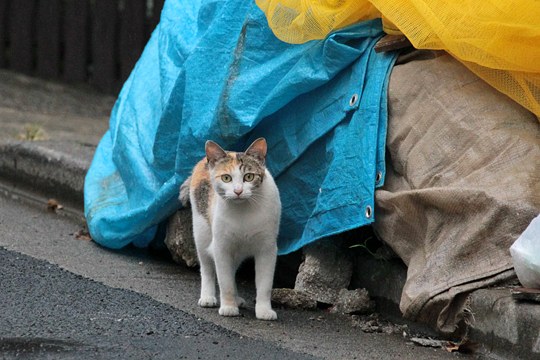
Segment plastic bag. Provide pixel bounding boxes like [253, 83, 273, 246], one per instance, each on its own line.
[510, 215, 540, 289]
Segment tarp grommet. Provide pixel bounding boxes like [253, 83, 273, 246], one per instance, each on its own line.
[349, 93, 359, 107]
[365, 205, 372, 218]
[376, 171, 382, 183]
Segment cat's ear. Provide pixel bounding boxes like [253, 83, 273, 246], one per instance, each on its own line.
[245, 138, 267, 163]
[205, 140, 227, 166]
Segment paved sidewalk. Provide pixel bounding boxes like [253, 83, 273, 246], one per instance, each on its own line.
[0, 70, 112, 207]
[0, 69, 539, 359]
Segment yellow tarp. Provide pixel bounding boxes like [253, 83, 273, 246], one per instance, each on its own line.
[256, 0, 540, 117]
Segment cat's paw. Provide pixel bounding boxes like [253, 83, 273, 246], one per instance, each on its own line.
[198, 296, 218, 308]
[236, 296, 246, 308]
[219, 305, 240, 317]
[255, 307, 277, 321]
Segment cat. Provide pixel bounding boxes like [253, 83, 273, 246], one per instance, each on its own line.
[180, 138, 281, 320]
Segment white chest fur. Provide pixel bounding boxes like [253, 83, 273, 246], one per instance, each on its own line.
[211, 173, 280, 256]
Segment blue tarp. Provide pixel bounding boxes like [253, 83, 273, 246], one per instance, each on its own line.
[84, 0, 397, 254]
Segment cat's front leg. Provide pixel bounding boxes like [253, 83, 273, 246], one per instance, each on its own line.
[254, 244, 278, 320]
[193, 221, 217, 308]
[197, 250, 218, 308]
[214, 246, 240, 317]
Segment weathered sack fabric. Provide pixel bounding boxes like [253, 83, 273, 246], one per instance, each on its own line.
[375, 53, 540, 333]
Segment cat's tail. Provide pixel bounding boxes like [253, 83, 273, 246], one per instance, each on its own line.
[179, 176, 191, 207]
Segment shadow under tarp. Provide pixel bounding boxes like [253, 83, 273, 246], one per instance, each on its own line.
[375, 53, 540, 333]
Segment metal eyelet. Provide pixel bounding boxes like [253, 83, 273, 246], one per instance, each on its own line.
[349, 93, 359, 107]
[375, 171, 382, 184]
[365, 205, 372, 218]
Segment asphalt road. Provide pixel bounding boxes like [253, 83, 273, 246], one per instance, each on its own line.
[0, 185, 456, 359]
[0, 247, 315, 359]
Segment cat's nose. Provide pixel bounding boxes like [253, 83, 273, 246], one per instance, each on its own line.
[234, 189, 243, 196]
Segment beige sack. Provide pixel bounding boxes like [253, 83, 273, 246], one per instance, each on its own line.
[375, 53, 540, 333]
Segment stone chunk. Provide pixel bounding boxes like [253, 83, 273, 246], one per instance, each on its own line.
[164, 209, 198, 267]
[331, 288, 374, 314]
[294, 238, 353, 304]
[271, 288, 317, 310]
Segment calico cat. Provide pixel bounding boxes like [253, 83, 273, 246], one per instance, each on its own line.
[180, 138, 281, 320]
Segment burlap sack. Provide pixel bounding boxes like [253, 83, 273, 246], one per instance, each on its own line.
[375, 53, 540, 333]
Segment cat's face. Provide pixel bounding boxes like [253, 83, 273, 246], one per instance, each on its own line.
[205, 139, 267, 203]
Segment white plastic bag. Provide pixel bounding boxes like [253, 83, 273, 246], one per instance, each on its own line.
[510, 215, 540, 289]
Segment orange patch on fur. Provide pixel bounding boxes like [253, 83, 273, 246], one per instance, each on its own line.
[211, 153, 239, 176]
[189, 153, 240, 223]
[190, 158, 210, 188]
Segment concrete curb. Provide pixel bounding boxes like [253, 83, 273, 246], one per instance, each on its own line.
[469, 289, 540, 359]
[352, 251, 540, 358]
[0, 139, 93, 207]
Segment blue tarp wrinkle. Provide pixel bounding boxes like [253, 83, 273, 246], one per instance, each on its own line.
[84, 0, 398, 254]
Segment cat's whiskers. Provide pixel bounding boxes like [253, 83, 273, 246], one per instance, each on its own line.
[247, 193, 265, 207]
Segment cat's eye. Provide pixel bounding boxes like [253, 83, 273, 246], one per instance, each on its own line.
[244, 173, 255, 182]
[221, 174, 232, 183]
